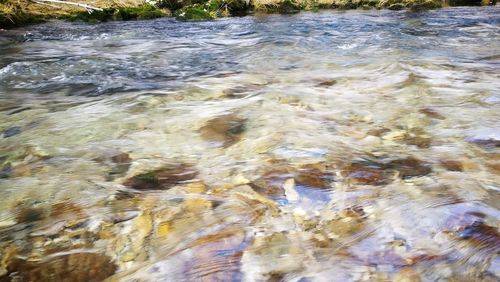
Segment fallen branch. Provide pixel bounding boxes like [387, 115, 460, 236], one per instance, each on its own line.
[29, 0, 103, 11]
[32, 0, 62, 9]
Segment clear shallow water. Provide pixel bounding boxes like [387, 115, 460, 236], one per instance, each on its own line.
[0, 6, 499, 281]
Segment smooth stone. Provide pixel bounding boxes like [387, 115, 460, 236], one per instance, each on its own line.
[439, 160, 463, 172]
[316, 79, 337, 87]
[341, 161, 387, 185]
[3, 127, 21, 138]
[419, 108, 445, 120]
[123, 163, 197, 190]
[200, 114, 246, 147]
[5, 252, 116, 282]
[386, 157, 432, 179]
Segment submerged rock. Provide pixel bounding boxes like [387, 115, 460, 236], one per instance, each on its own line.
[447, 220, 500, 257]
[440, 160, 463, 172]
[403, 128, 432, 148]
[110, 151, 132, 164]
[105, 150, 132, 179]
[184, 228, 246, 281]
[295, 165, 333, 189]
[0, 163, 12, 178]
[367, 127, 391, 137]
[466, 135, 500, 148]
[382, 128, 432, 148]
[241, 232, 305, 280]
[341, 161, 388, 185]
[200, 114, 246, 147]
[15, 206, 45, 224]
[252, 163, 334, 199]
[222, 84, 264, 98]
[419, 108, 445, 120]
[4, 252, 116, 282]
[2, 127, 21, 138]
[316, 79, 338, 87]
[386, 156, 432, 179]
[485, 162, 500, 174]
[123, 163, 198, 190]
[322, 206, 366, 239]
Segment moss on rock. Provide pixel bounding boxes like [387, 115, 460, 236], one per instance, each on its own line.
[66, 5, 168, 23]
[407, 0, 441, 11]
[377, 0, 441, 10]
[279, 0, 302, 13]
[1, 1, 169, 28]
[175, 4, 215, 20]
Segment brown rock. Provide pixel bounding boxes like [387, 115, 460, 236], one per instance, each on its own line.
[252, 164, 333, 198]
[200, 114, 246, 147]
[440, 160, 463, 172]
[251, 166, 290, 198]
[50, 201, 84, 218]
[367, 127, 391, 137]
[404, 135, 432, 148]
[222, 84, 263, 98]
[323, 207, 366, 239]
[386, 157, 432, 178]
[394, 268, 422, 282]
[456, 221, 500, 251]
[111, 151, 131, 164]
[485, 162, 500, 174]
[403, 128, 432, 148]
[123, 163, 197, 190]
[114, 189, 141, 200]
[5, 252, 116, 282]
[295, 166, 332, 188]
[316, 79, 337, 87]
[466, 136, 500, 148]
[419, 108, 445, 120]
[341, 162, 387, 185]
[15, 206, 45, 224]
[184, 229, 246, 281]
[461, 159, 480, 172]
[109, 151, 132, 178]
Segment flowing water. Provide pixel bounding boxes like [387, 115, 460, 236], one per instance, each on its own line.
[0, 6, 499, 281]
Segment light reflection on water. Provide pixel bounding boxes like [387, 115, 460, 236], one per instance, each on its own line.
[0, 6, 499, 281]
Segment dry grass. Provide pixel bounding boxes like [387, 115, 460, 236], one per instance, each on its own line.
[252, 0, 283, 10]
[317, 0, 334, 5]
[251, 0, 336, 11]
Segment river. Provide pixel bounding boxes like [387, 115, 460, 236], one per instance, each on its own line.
[0, 6, 499, 281]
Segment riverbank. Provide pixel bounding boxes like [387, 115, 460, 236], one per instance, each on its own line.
[0, 0, 497, 28]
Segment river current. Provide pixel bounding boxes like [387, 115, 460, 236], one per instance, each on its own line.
[0, 6, 499, 282]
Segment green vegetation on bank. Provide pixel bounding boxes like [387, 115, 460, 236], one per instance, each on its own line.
[66, 4, 168, 23]
[0, 0, 497, 28]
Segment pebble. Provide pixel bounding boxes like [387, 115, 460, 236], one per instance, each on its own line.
[123, 163, 197, 190]
[3, 126, 21, 138]
[200, 114, 246, 147]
